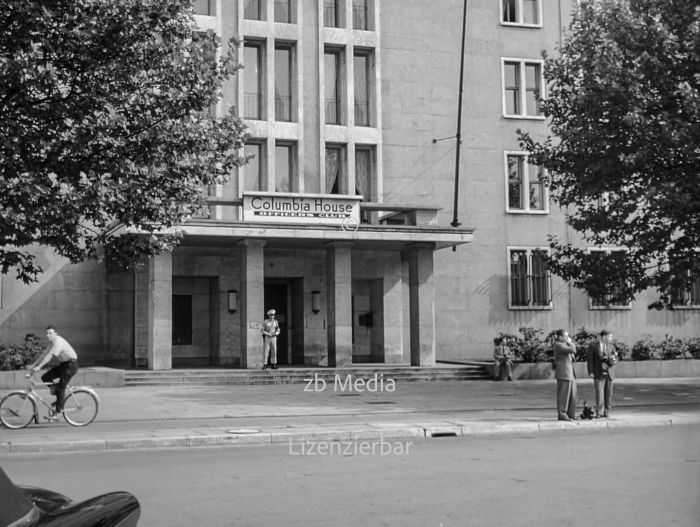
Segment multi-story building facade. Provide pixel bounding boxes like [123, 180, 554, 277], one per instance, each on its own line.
[1, 0, 697, 368]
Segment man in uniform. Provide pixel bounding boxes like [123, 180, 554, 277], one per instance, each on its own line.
[262, 309, 280, 370]
[28, 325, 79, 415]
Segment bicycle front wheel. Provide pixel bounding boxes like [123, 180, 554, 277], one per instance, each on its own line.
[0, 392, 36, 429]
[63, 389, 99, 427]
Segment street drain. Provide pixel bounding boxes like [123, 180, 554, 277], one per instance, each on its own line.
[427, 431, 458, 438]
[365, 401, 396, 405]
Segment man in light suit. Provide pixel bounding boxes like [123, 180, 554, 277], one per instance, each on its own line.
[553, 329, 578, 421]
[587, 329, 616, 418]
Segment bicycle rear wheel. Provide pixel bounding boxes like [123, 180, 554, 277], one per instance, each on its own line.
[62, 389, 98, 427]
[0, 392, 36, 429]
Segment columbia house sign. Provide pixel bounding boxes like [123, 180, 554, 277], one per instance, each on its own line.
[243, 192, 362, 225]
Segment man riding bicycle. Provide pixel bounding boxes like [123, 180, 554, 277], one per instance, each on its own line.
[27, 325, 79, 415]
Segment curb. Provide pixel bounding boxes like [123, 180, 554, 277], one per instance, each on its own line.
[2, 414, 699, 455]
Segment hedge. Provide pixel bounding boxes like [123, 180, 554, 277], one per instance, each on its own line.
[495, 327, 700, 363]
[0, 334, 44, 371]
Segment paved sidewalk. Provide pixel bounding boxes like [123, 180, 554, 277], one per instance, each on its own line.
[1, 377, 699, 455]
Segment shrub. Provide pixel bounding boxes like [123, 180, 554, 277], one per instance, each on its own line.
[572, 327, 599, 362]
[686, 338, 700, 359]
[0, 334, 43, 371]
[493, 329, 697, 362]
[513, 327, 548, 363]
[613, 340, 631, 361]
[631, 335, 660, 361]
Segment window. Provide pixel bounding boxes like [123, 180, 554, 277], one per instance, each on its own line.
[355, 146, 373, 199]
[172, 295, 193, 345]
[324, 49, 342, 124]
[588, 249, 631, 309]
[243, 43, 263, 120]
[671, 253, 700, 308]
[355, 146, 374, 223]
[245, 0, 263, 20]
[508, 248, 551, 309]
[274, 0, 292, 23]
[506, 153, 547, 213]
[354, 51, 372, 126]
[325, 144, 347, 194]
[324, 0, 341, 27]
[502, 0, 541, 26]
[502, 59, 543, 118]
[194, 0, 216, 16]
[244, 143, 263, 191]
[275, 142, 294, 192]
[353, 0, 368, 30]
[274, 45, 293, 121]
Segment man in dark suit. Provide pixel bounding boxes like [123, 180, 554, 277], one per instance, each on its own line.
[553, 329, 578, 421]
[587, 329, 617, 418]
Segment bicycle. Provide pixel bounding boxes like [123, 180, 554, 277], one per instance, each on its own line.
[0, 371, 99, 429]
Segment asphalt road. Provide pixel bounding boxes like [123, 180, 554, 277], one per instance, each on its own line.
[4, 425, 699, 527]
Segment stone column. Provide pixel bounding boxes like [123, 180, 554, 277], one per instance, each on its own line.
[239, 239, 265, 369]
[407, 244, 436, 366]
[326, 242, 353, 367]
[147, 252, 172, 370]
[381, 256, 404, 363]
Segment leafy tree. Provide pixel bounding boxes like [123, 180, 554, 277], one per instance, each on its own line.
[0, 0, 247, 283]
[518, 0, 700, 309]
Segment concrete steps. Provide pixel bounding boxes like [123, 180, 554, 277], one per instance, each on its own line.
[124, 364, 491, 386]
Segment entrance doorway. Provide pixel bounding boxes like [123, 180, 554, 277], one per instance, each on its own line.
[264, 279, 304, 365]
[264, 282, 288, 365]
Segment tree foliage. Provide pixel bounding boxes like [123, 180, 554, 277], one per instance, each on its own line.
[0, 0, 248, 283]
[518, 0, 700, 309]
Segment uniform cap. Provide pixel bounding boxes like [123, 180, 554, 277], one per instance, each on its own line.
[267, 309, 276, 315]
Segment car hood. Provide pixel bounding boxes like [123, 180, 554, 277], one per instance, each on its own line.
[1, 466, 140, 527]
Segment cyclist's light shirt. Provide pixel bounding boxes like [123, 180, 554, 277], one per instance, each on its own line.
[47, 335, 78, 362]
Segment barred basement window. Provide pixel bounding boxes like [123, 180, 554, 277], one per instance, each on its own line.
[172, 295, 193, 345]
[508, 248, 551, 309]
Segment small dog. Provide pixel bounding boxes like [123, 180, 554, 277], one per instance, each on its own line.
[580, 401, 595, 420]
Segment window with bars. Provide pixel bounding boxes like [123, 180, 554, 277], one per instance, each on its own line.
[324, 49, 343, 124]
[508, 248, 551, 309]
[671, 253, 700, 308]
[274, 45, 293, 121]
[588, 249, 631, 309]
[506, 153, 547, 213]
[243, 43, 263, 120]
[502, 0, 541, 26]
[172, 295, 193, 345]
[503, 59, 543, 118]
